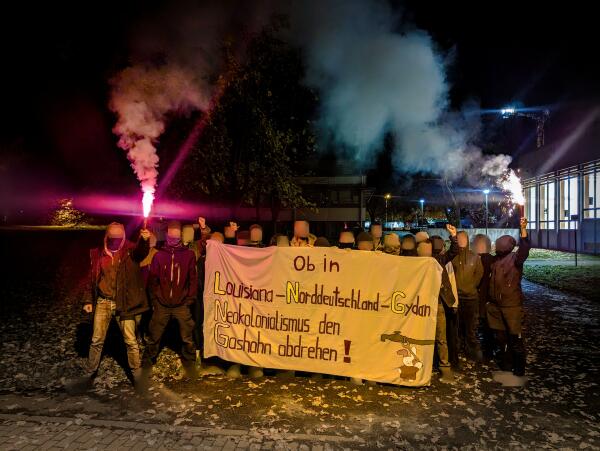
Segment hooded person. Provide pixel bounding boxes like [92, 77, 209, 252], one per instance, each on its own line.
[290, 220, 312, 247]
[350, 230, 377, 386]
[182, 224, 200, 258]
[472, 233, 494, 360]
[452, 231, 484, 361]
[430, 234, 461, 369]
[182, 218, 212, 358]
[138, 231, 158, 345]
[401, 234, 418, 256]
[487, 218, 531, 377]
[356, 231, 374, 251]
[314, 237, 331, 247]
[370, 223, 384, 251]
[248, 224, 264, 247]
[141, 221, 199, 383]
[210, 231, 225, 243]
[230, 229, 265, 379]
[338, 230, 355, 249]
[271, 234, 290, 247]
[383, 233, 401, 256]
[72, 222, 151, 392]
[236, 230, 251, 247]
[223, 221, 239, 245]
[415, 224, 459, 382]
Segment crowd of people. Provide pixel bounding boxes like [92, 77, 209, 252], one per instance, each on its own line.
[69, 215, 530, 392]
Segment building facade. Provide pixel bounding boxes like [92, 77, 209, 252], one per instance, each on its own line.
[522, 159, 600, 253]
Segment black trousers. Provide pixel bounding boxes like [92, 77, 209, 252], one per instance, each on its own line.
[458, 297, 481, 357]
[143, 302, 196, 366]
[443, 302, 460, 368]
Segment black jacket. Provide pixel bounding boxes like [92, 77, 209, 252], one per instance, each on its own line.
[434, 236, 459, 308]
[84, 238, 150, 319]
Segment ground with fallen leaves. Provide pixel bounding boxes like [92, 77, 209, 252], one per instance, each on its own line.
[0, 229, 599, 449]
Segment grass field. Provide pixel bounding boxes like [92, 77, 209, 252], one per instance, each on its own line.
[523, 265, 600, 301]
[528, 248, 600, 261]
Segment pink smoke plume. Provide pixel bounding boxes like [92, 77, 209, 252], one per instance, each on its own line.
[109, 65, 210, 217]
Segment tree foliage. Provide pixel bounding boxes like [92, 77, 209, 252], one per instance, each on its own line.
[170, 22, 317, 216]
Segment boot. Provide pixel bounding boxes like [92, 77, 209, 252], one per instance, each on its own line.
[182, 362, 198, 380]
[199, 365, 225, 376]
[439, 366, 454, 383]
[509, 335, 526, 377]
[226, 364, 242, 379]
[133, 368, 151, 395]
[278, 370, 296, 379]
[248, 366, 264, 379]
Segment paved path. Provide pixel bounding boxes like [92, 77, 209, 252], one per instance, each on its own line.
[0, 413, 347, 451]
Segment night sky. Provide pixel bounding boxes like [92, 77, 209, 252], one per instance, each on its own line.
[2, 1, 599, 203]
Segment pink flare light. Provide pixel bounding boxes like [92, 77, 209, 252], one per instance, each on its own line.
[142, 190, 154, 218]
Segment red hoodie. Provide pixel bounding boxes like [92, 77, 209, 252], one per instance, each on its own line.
[149, 244, 198, 307]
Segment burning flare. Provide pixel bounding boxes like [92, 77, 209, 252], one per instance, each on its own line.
[500, 169, 525, 216]
[142, 190, 154, 219]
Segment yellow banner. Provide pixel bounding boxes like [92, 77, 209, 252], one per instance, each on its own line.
[203, 241, 442, 386]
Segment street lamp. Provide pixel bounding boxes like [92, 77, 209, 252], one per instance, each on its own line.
[419, 199, 425, 225]
[483, 189, 490, 235]
[384, 193, 391, 229]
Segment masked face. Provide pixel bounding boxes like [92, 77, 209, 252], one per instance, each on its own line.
[384, 234, 400, 246]
[431, 237, 445, 255]
[182, 226, 194, 245]
[107, 238, 122, 252]
[417, 242, 433, 257]
[371, 225, 382, 239]
[339, 231, 355, 249]
[357, 240, 374, 251]
[210, 232, 225, 243]
[383, 234, 400, 255]
[473, 238, 489, 254]
[457, 233, 468, 248]
[276, 235, 290, 247]
[167, 227, 182, 247]
[294, 221, 310, 240]
[106, 223, 125, 252]
[401, 238, 415, 251]
[224, 226, 236, 239]
[250, 228, 263, 243]
[237, 236, 250, 246]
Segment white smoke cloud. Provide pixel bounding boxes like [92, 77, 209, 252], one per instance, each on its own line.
[109, 65, 209, 197]
[288, 0, 512, 181]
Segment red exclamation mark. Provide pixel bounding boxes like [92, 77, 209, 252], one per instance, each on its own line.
[343, 340, 351, 363]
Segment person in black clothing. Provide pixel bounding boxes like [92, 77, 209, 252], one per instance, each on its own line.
[417, 224, 458, 382]
[472, 233, 495, 361]
[487, 217, 531, 377]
